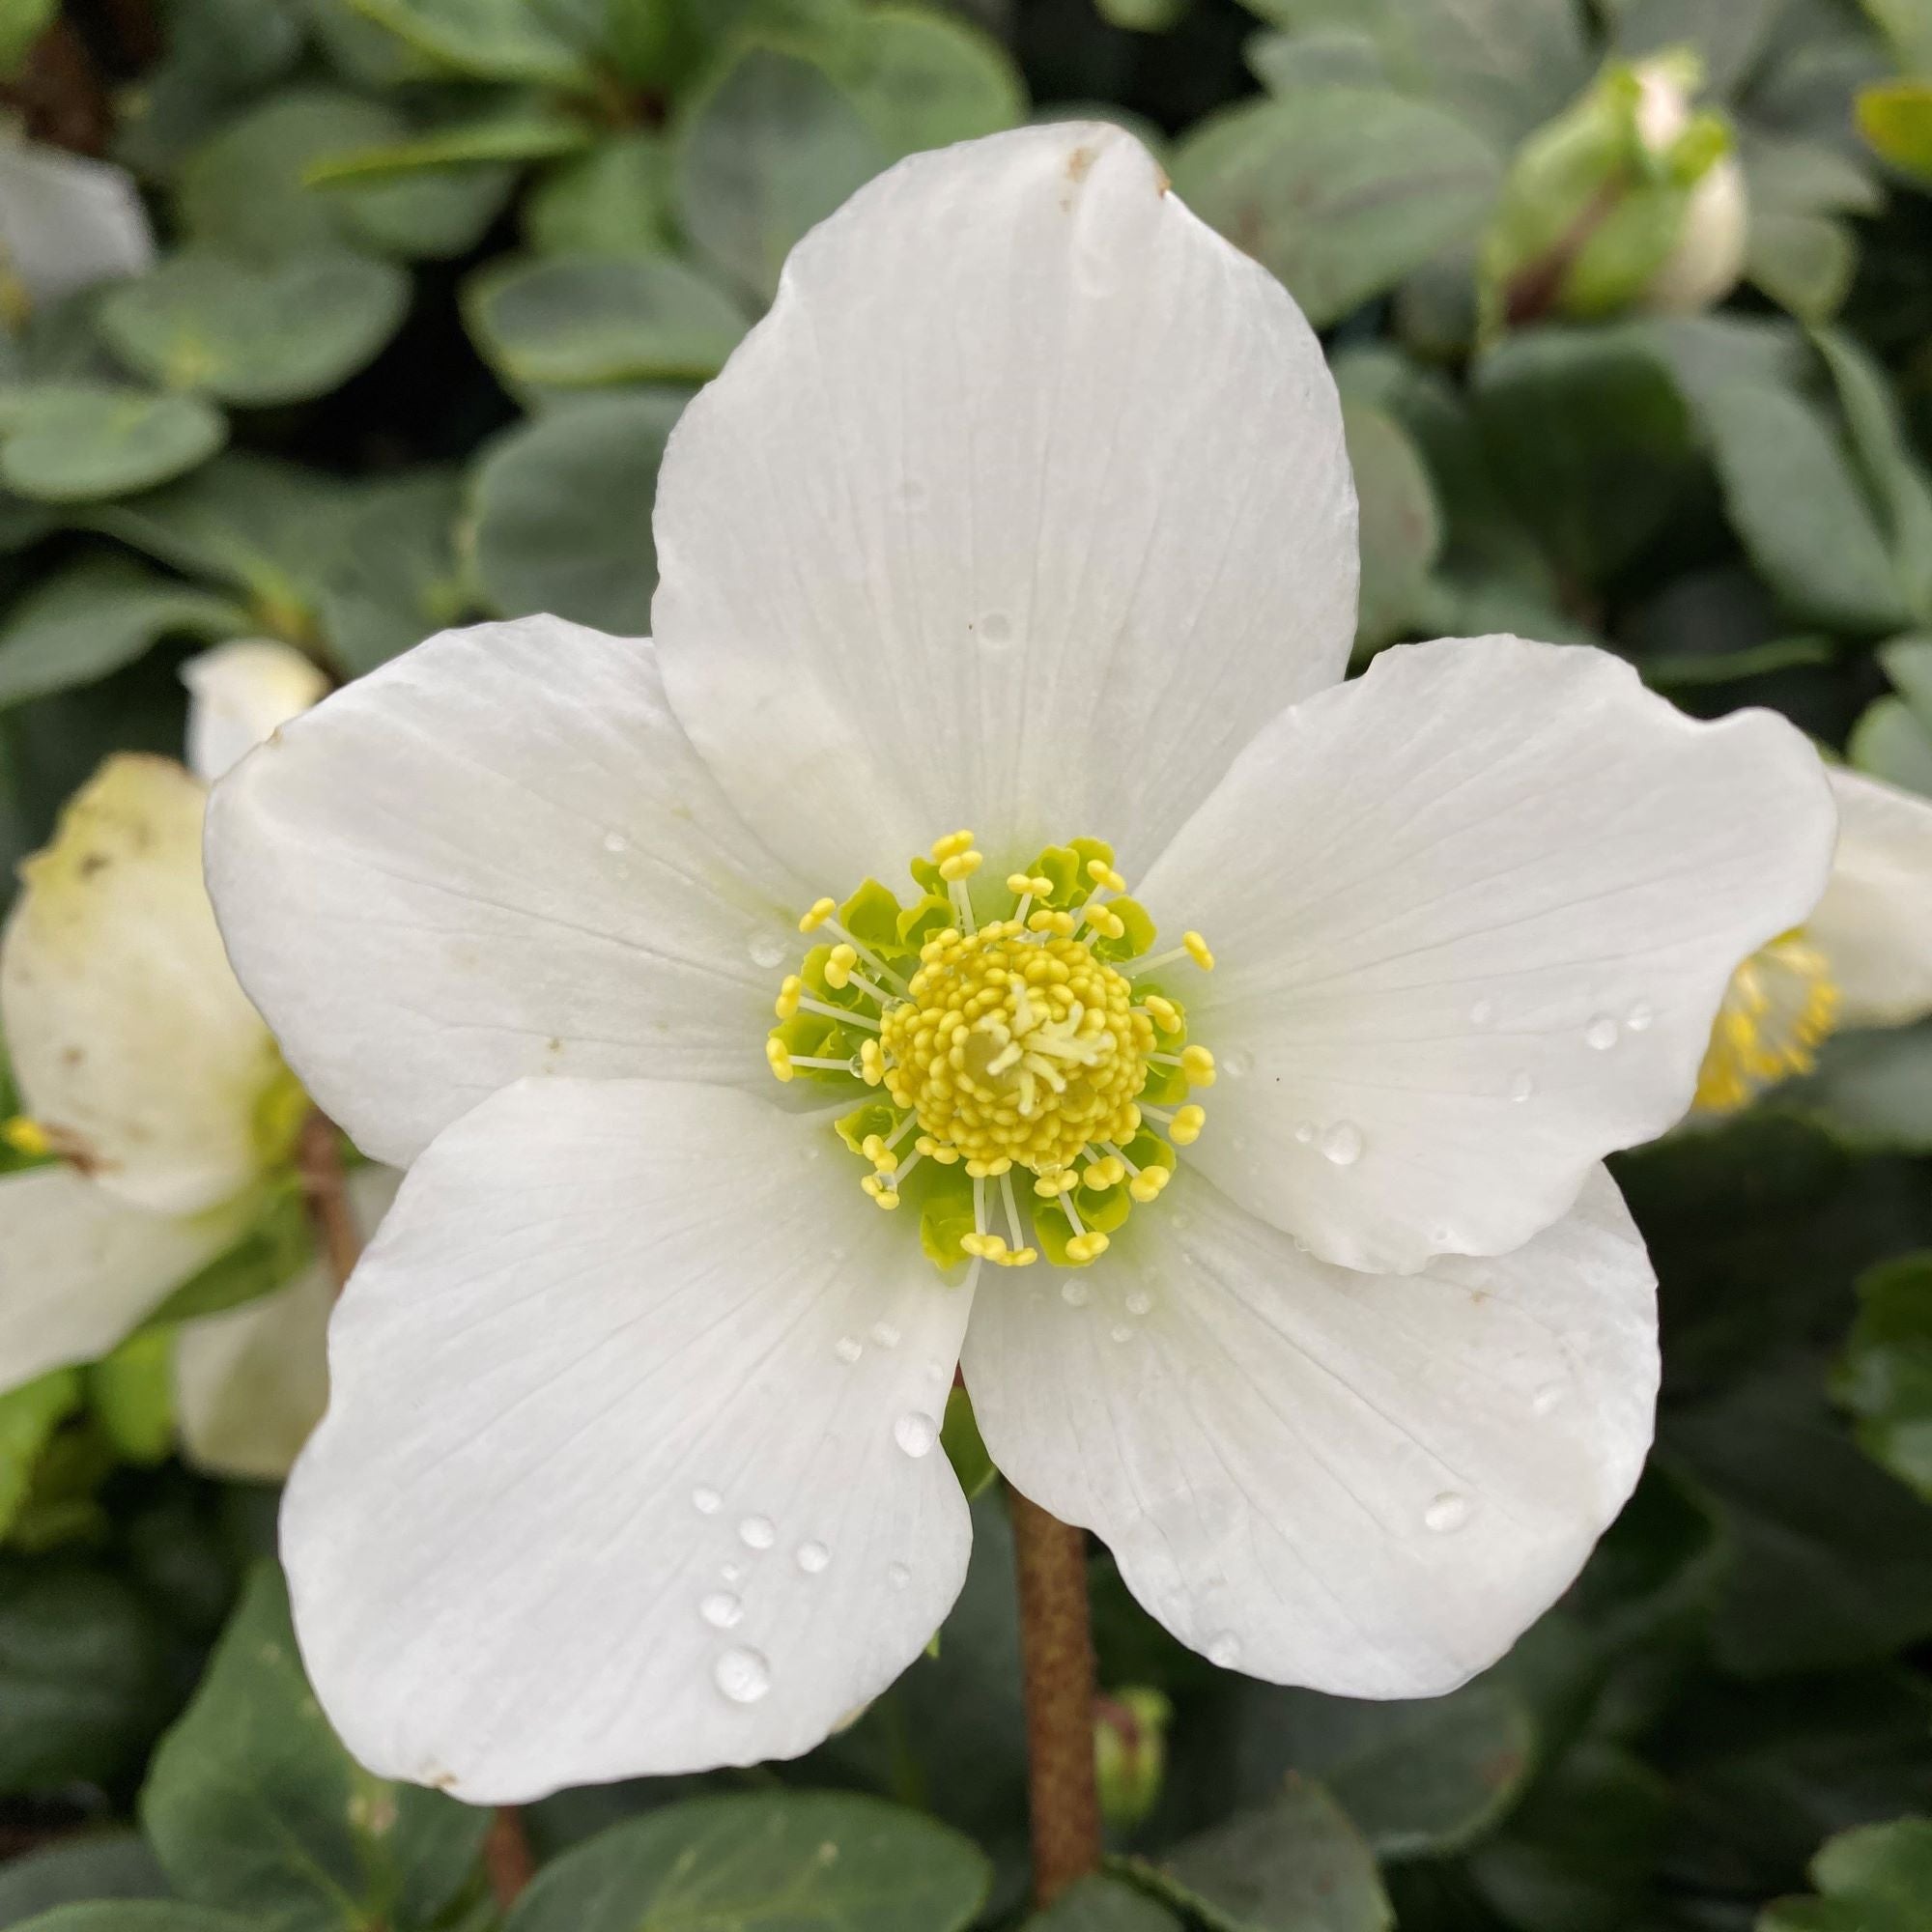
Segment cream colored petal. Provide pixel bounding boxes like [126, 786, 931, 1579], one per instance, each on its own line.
[1811, 766, 1932, 1028]
[181, 639, 330, 784]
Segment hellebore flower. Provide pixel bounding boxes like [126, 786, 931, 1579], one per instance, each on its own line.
[0, 639, 360, 1478]
[1697, 766, 1932, 1110]
[204, 126, 1834, 1801]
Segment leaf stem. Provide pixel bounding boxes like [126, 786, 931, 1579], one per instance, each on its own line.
[1010, 1485, 1102, 1905]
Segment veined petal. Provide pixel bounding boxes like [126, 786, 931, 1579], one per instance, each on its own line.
[0, 1165, 251, 1393]
[652, 121, 1356, 887]
[963, 1166, 1656, 1698]
[181, 639, 329, 784]
[1, 755, 284, 1215]
[282, 1078, 974, 1802]
[1811, 767, 1932, 1028]
[0, 141, 154, 307]
[1140, 638, 1834, 1273]
[174, 1165, 399, 1483]
[205, 619, 812, 1169]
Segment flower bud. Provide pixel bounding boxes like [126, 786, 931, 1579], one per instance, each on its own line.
[1094, 1687, 1172, 1828]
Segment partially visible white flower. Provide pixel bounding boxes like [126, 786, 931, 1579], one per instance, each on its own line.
[204, 124, 1833, 1802]
[0, 130, 153, 316]
[183, 641, 332, 785]
[1633, 56, 1747, 315]
[1698, 767, 1932, 1109]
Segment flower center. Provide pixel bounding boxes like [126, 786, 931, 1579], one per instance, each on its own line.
[765, 832, 1215, 1277]
[1694, 928, 1839, 1113]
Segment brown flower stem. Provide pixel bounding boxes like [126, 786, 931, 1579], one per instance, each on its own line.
[1010, 1485, 1102, 1906]
[296, 1108, 535, 1906]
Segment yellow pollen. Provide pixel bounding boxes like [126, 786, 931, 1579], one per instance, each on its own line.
[800, 896, 837, 933]
[3, 1116, 50, 1158]
[1694, 929, 1840, 1114]
[1183, 931, 1215, 971]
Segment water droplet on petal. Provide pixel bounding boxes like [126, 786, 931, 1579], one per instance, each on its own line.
[978, 611, 1014, 649]
[1061, 1279, 1091, 1308]
[738, 1516, 776, 1549]
[796, 1540, 831, 1574]
[834, 1335, 863, 1365]
[1509, 1069, 1535, 1103]
[1584, 1014, 1620, 1051]
[1110, 1323, 1134, 1344]
[1207, 1632, 1242, 1669]
[870, 1321, 901, 1350]
[748, 931, 786, 970]
[602, 830, 628, 855]
[698, 1592, 743, 1630]
[1321, 1121, 1364, 1166]
[692, 1486, 721, 1515]
[1531, 1381, 1564, 1416]
[1293, 1121, 1316, 1145]
[1625, 998, 1654, 1033]
[1124, 1290, 1152, 1317]
[888, 1561, 911, 1589]
[1222, 1048, 1253, 1078]
[894, 1411, 938, 1459]
[714, 1646, 771, 1704]
[1424, 1492, 1469, 1532]
[1469, 999, 1494, 1027]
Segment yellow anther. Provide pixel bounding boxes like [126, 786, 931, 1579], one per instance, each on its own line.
[1127, 1169, 1168, 1204]
[774, 975, 803, 1019]
[1182, 931, 1214, 971]
[800, 896, 837, 933]
[765, 1038, 795, 1083]
[938, 849, 983, 882]
[3, 1117, 49, 1158]
[859, 1038, 885, 1085]
[861, 1174, 901, 1210]
[823, 943, 860, 989]
[1064, 1231, 1110, 1265]
[1180, 1044, 1216, 1088]
[1086, 860, 1126, 892]
[930, 829, 976, 862]
[1695, 930, 1840, 1114]
[1144, 995, 1180, 1034]
[1082, 1156, 1125, 1190]
[1028, 908, 1077, 936]
[1085, 906, 1125, 940]
[1169, 1104, 1207, 1146]
[1033, 1170, 1076, 1197]
[1006, 873, 1035, 895]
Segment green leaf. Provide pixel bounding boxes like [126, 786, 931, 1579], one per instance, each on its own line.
[140, 1563, 490, 1932]
[1747, 211, 1857, 321]
[4, 1911, 253, 1932]
[1470, 325, 1693, 582]
[0, 0, 57, 77]
[0, 1560, 172, 1792]
[939, 1384, 994, 1501]
[1859, 78, 1932, 182]
[1130, 1774, 1395, 1930]
[340, 0, 595, 84]
[0, 1833, 168, 1924]
[1098, 0, 1191, 31]
[674, 46, 889, 305]
[503, 1794, 990, 1932]
[0, 558, 243, 709]
[1171, 89, 1501, 328]
[1763, 1816, 1932, 1931]
[470, 389, 686, 634]
[304, 112, 596, 185]
[825, 6, 1026, 161]
[1794, 1022, 1932, 1151]
[1604, 0, 1782, 95]
[98, 251, 410, 407]
[1640, 635, 1834, 689]
[1339, 398, 1441, 651]
[465, 254, 748, 387]
[0, 386, 227, 505]
[523, 132, 679, 256]
[1833, 1253, 1932, 1500]
[1024, 1876, 1182, 1929]
[316, 469, 469, 675]
[0, 1372, 82, 1540]
[86, 1328, 176, 1464]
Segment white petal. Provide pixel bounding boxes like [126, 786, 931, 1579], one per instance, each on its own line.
[181, 639, 329, 784]
[205, 618, 813, 1170]
[174, 1166, 399, 1482]
[282, 1078, 974, 1802]
[0, 1165, 248, 1392]
[652, 121, 1356, 887]
[0, 140, 154, 307]
[963, 1166, 1656, 1698]
[1140, 638, 1834, 1272]
[1810, 767, 1932, 1028]
[1, 755, 283, 1215]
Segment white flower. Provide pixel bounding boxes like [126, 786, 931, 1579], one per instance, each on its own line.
[203, 125, 1834, 1803]
[0, 132, 153, 316]
[182, 639, 331, 785]
[0, 641, 345, 1476]
[1697, 766, 1932, 1109]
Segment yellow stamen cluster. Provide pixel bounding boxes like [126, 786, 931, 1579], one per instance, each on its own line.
[1694, 928, 1840, 1113]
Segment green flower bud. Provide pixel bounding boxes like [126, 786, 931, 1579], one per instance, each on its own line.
[1094, 1687, 1173, 1828]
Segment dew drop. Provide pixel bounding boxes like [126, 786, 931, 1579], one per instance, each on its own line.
[978, 610, 1014, 649]
[1321, 1121, 1364, 1166]
[1531, 1381, 1564, 1417]
[714, 1646, 771, 1704]
[1424, 1491, 1469, 1533]
[721, 1562, 743, 1583]
[1625, 998, 1654, 1033]
[1061, 1279, 1091, 1308]
[1110, 1323, 1134, 1344]
[888, 1561, 912, 1589]
[1124, 1289, 1152, 1317]
[1293, 1121, 1316, 1146]
[738, 1515, 776, 1549]
[692, 1486, 721, 1516]
[834, 1335, 863, 1365]
[870, 1321, 901, 1350]
[602, 830, 628, 855]
[1207, 1632, 1242, 1669]
[1509, 1068, 1535, 1103]
[796, 1540, 831, 1574]
[748, 931, 786, 970]
[1222, 1047, 1253, 1078]
[698, 1591, 743, 1630]
[1584, 1013, 1620, 1052]
[894, 1410, 938, 1459]
[1469, 999, 1494, 1027]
